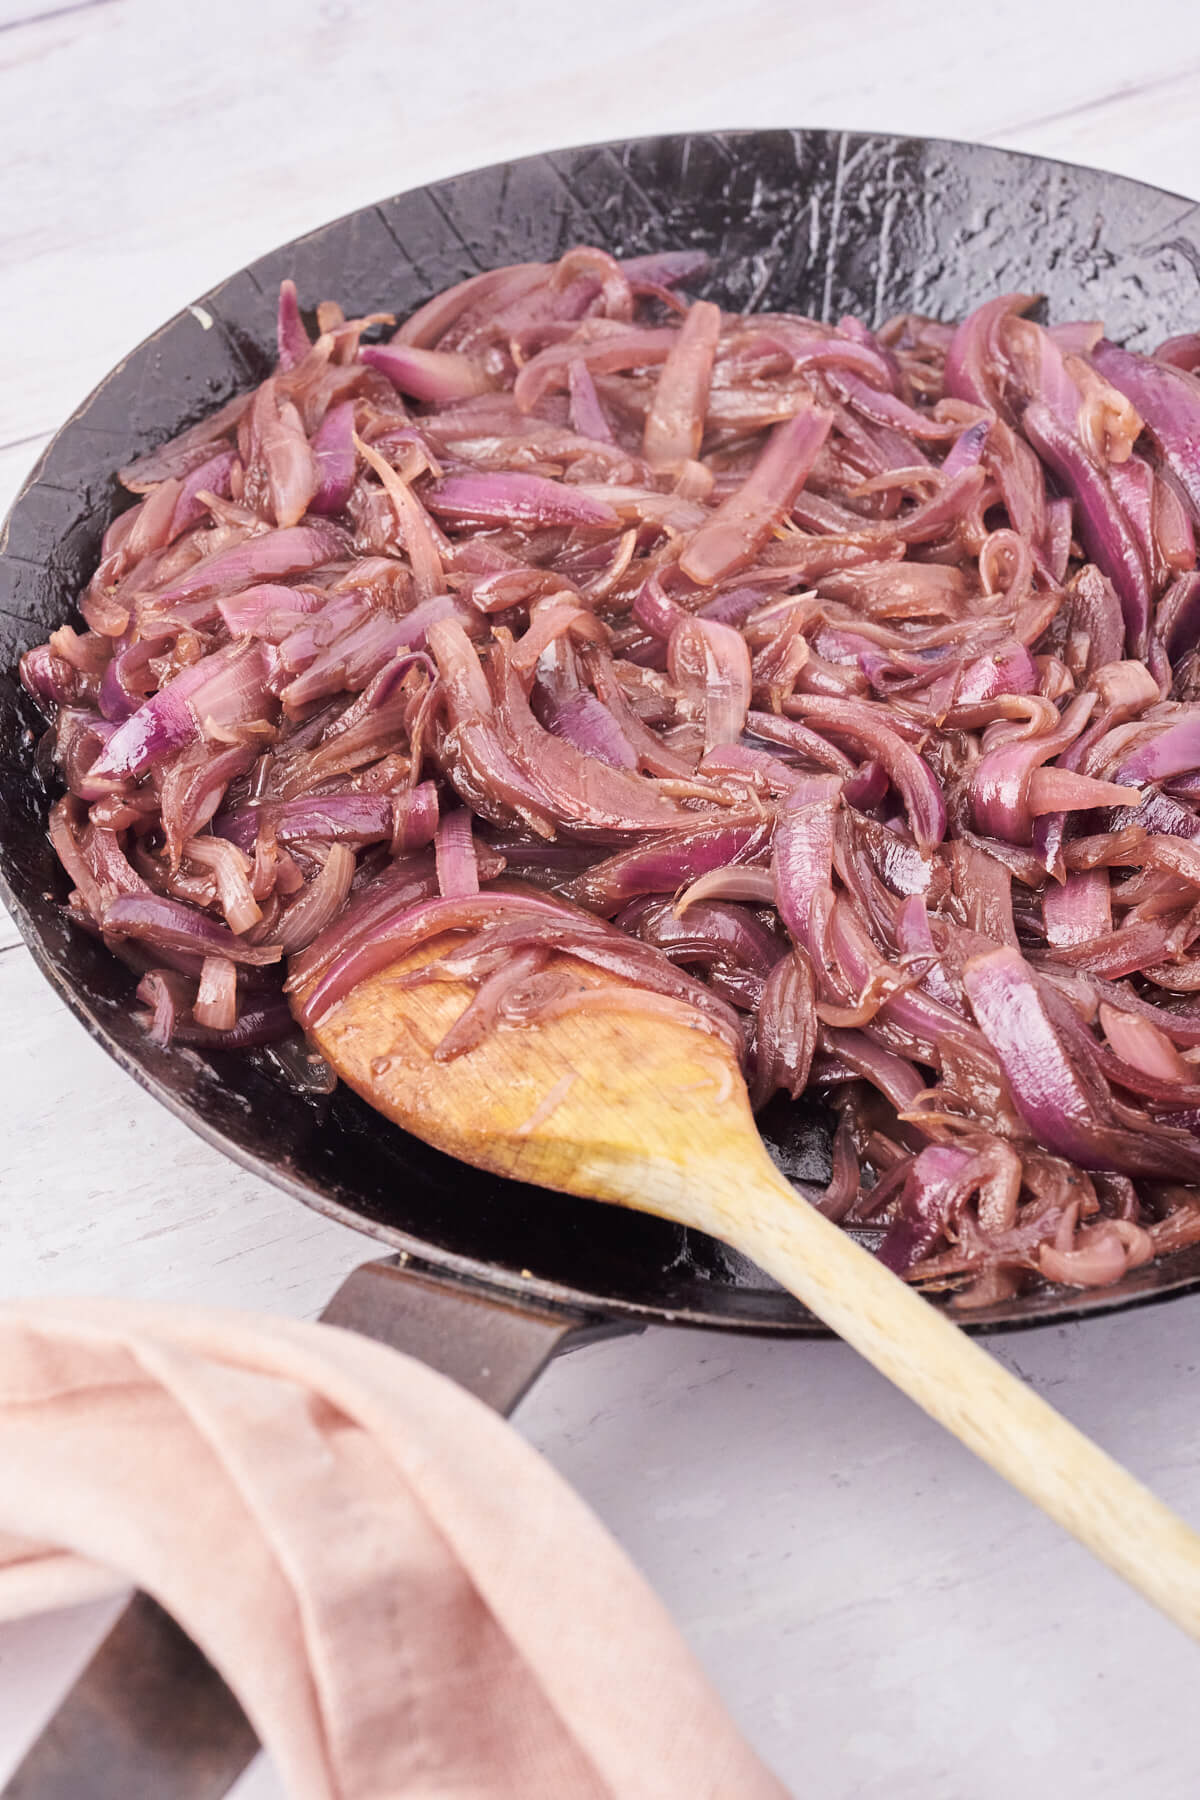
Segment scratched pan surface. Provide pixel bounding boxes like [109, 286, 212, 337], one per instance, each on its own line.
[6, 128, 1200, 1333]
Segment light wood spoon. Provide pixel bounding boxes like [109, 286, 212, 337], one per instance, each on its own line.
[305, 941, 1200, 1636]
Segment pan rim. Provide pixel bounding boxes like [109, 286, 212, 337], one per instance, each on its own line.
[5, 124, 1200, 1336]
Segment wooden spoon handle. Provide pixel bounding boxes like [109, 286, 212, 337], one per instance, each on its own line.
[701, 1157, 1200, 1636]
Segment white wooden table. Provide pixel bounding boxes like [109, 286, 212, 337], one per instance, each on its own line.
[3, 2, 1200, 1793]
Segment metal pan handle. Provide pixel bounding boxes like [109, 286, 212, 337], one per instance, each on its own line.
[320, 1252, 620, 1410]
[2, 1257, 617, 1800]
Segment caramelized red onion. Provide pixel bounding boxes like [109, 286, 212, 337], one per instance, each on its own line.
[24, 249, 1200, 1305]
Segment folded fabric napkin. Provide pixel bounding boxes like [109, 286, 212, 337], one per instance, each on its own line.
[0, 1298, 786, 1799]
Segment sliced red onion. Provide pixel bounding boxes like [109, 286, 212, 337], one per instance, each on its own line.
[119, 391, 251, 490]
[436, 621, 701, 840]
[1068, 564, 1127, 675]
[643, 299, 721, 469]
[697, 583, 775, 628]
[783, 696, 945, 850]
[675, 865, 778, 910]
[1091, 339, 1200, 522]
[513, 326, 679, 411]
[698, 744, 808, 794]
[877, 1144, 975, 1273]
[745, 711, 857, 778]
[435, 809, 480, 898]
[102, 893, 282, 965]
[620, 250, 710, 288]
[432, 914, 745, 1054]
[85, 651, 237, 783]
[942, 418, 991, 477]
[970, 691, 1095, 843]
[1108, 454, 1156, 580]
[392, 263, 547, 348]
[272, 845, 356, 955]
[1043, 870, 1112, 947]
[279, 594, 461, 713]
[1099, 1002, 1194, 1086]
[246, 380, 319, 529]
[425, 472, 620, 530]
[183, 834, 262, 934]
[1022, 402, 1151, 654]
[667, 615, 752, 752]
[276, 279, 312, 371]
[353, 432, 448, 601]
[1154, 473, 1196, 573]
[172, 997, 294, 1049]
[560, 822, 769, 915]
[194, 955, 239, 1030]
[748, 949, 817, 1110]
[828, 368, 959, 440]
[843, 760, 889, 810]
[740, 319, 896, 387]
[1042, 497, 1073, 584]
[1157, 572, 1200, 661]
[827, 897, 968, 1052]
[134, 968, 194, 1047]
[679, 407, 832, 586]
[275, 794, 396, 847]
[883, 468, 989, 547]
[360, 343, 491, 403]
[393, 781, 441, 853]
[285, 853, 439, 996]
[629, 894, 780, 976]
[944, 293, 1036, 413]
[309, 401, 358, 514]
[771, 775, 841, 967]
[963, 947, 1200, 1178]
[154, 522, 347, 605]
[982, 419, 1049, 554]
[217, 583, 326, 638]
[296, 891, 709, 1040]
[1048, 321, 1103, 355]
[431, 945, 549, 1062]
[1025, 768, 1138, 814]
[818, 1027, 927, 1111]
[21, 645, 85, 709]
[1116, 717, 1200, 785]
[34, 255, 1200, 1306]
[1154, 333, 1200, 373]
[538, 689, 638, 770]
[566, 359, 614, 442]
[632, 573, 687, 642]
[170, 449, 238, 539]
[939, 642, 1039, 714]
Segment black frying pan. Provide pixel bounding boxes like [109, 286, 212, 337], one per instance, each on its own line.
[6, 125, 1200, 1350]
[6, 127, 1200, 1798]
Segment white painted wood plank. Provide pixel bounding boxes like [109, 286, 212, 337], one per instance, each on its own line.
[1, 0, 1198, 451]
[0, 944, 368, 1309]
[515, 1309, 1200, 1800]
[0, 1, 115, 28]
[998, 59, 1200, 198]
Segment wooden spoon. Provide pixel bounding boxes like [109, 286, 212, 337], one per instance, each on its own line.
[305, 941, 1200, 1635]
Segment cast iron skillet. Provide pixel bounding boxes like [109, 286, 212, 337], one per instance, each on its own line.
[7, 127, 1200, 1337]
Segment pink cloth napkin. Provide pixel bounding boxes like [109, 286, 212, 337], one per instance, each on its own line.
[0, 1297, 787, 1799]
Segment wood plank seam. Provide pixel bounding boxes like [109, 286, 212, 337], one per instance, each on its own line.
[0, 0, 117, 37]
